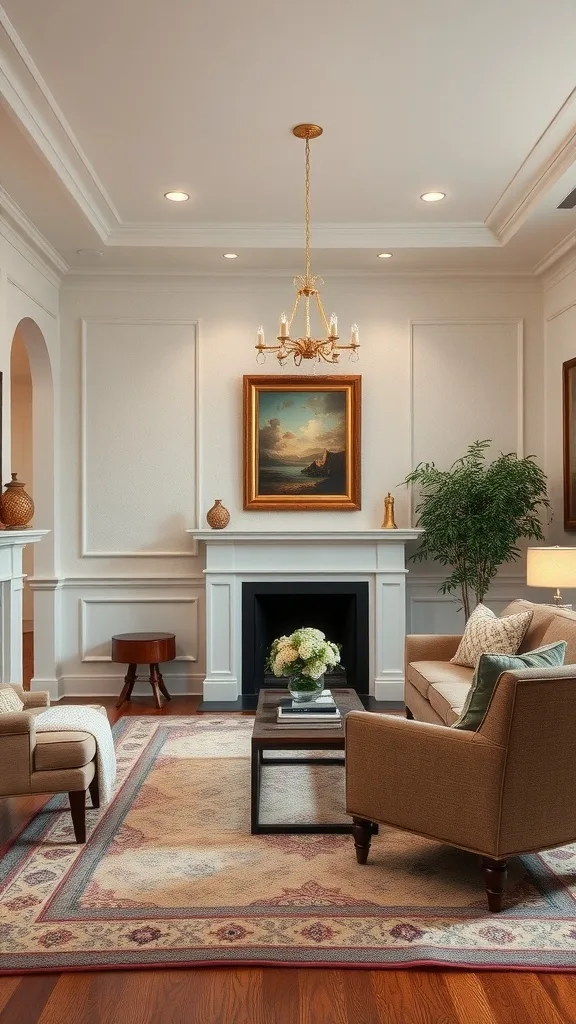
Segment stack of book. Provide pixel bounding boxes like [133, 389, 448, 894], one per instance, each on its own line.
[276, 690, 341, 728]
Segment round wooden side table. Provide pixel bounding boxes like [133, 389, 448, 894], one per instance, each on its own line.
[111, 632, 176, 709]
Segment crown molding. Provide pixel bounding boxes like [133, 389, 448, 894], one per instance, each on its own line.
[0, 184, 68, 277]
[534, 229, 576, 283]
[107, 221, 498, 249]
[486, 86, 576, 245]
[0, 7, 120, 239]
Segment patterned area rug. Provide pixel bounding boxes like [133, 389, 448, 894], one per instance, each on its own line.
[2, 715, 576, 972]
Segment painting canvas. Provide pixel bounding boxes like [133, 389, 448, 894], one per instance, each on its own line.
[243, 375, 361, 510]
[563, 357, 576, 529]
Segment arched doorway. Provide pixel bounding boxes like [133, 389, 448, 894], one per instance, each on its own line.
[8, 317, 55, 688]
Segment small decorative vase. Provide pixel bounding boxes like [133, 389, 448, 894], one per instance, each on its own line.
[287, 675, 324, 703]
[0, 473, 34, 529]
[206, 499, 230, 530]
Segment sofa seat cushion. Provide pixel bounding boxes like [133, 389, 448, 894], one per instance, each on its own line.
[34, 730, 96, 771]
[428, 681, 473, 726]
[407, 660, 474, 699]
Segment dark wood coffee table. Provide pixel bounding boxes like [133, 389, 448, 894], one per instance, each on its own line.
[251, 687, 373, 835]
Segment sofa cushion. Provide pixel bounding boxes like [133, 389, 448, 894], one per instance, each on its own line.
[34, 731, 97, 771]
[428, 681, 473, 726]
[500, 599, 559, 652]
[0, 686, 24, 713]
[452, 641, 567, 731]
[450, 603, 532, 668]
[407, 660, 474, 699]
[540, 616, 576, 664]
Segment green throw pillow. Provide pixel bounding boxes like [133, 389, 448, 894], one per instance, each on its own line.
[451, 641, 567, 732]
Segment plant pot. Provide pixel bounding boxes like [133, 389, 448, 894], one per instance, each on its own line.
[0, 473, 34, 529]
[287, 675, 324, 703]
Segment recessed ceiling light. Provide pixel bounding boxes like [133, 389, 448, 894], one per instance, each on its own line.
[420, 191, 446, 202]
[377, 252, 393, 259]
[76, 248, 103, 256]
[164, 190, 190, 202]
[222, 253, 239, 259]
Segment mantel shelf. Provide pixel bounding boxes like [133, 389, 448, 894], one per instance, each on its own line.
[0, 529, 50, 547]
[187, 529, 422, 543]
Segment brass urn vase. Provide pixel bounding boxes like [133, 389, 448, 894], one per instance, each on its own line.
[0, 473, 34, 529]
[206, 499, 230, 530]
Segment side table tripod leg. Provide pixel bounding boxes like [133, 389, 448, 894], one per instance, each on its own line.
[116, 664, 137, 709]
[156, 666, 171, 701]
[149, 664, 164, 709]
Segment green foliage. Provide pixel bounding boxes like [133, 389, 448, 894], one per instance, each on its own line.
[403, 440, 550, 619]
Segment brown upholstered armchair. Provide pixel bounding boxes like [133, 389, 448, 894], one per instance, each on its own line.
[0, 685, 100, 843]
[346, 665, 576, 911]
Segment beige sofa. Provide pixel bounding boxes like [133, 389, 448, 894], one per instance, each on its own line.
[404, 599, 576, 726]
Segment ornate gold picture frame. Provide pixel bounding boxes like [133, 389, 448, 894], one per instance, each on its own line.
[243, 375, 361, 511]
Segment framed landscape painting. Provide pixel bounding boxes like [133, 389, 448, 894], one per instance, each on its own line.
[243, 375, 361, 510]
[563, 357, 576, 529]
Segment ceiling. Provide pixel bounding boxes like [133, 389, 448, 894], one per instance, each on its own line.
[1, 0, 576, 276]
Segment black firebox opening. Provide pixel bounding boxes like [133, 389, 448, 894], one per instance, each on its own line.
[241, 581, 369, 694]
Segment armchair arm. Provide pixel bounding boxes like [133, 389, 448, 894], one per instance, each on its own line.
[0, 712, 35, 796]
[9, 684, 50, 709]
[405, 634, 462, 664]
[345, 711, 506, 858]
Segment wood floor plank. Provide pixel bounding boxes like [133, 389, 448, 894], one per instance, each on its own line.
[298, 969, 348, 1024]
[36, 975, 95, 1024]
[371, 971, 459, 1024]
[537, 973, 576, 1023]
[343, 969, 381, 1024]
[0, 981, 20, 1016]
[186, 968, 264, 1024]
[262, 968, 301, 1024]
[0, 974, 59, 1024]
[479, 973, 566, 1024]
[444, 972, 498, 1024]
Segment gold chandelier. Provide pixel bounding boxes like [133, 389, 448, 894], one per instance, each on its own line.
[255, 124, 360, 367]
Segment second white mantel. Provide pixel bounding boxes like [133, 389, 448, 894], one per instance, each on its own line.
[188, 529, 422, 702]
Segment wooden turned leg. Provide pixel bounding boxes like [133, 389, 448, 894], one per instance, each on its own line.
[483, 857, 508, 912]
[116, 664, 137, 709]
[352, 817, 373, 864]
[156, 666, 171, 701]
[405, 706, 414, 720]
[149, 664, 164, 709]
[89, 773, 100, 809]
[69, 790, 87, 843]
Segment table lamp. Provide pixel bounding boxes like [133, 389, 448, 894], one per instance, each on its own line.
[526, 546, 576, 607]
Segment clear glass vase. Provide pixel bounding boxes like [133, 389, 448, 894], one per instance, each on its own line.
[287, 675, 324, 703]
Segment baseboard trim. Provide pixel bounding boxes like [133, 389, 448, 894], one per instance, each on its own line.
[56, 673, 204, 699]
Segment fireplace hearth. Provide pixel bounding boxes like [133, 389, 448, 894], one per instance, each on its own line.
[242, 581, 369, 694]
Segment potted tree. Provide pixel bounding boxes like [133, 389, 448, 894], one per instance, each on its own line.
[404, 440, 550, 620]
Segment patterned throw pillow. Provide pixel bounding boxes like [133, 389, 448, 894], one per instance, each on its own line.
[0, 686, 24, 713]
[452, 641, 567, 730]
[450, 603, 533, 669]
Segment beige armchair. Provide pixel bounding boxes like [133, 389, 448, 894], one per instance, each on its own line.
[346, 665, 576, 911]
[0, 685, 99, 843]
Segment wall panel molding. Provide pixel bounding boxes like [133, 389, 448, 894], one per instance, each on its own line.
[79, 595, 199, 663]
[80, 317, 200, 558]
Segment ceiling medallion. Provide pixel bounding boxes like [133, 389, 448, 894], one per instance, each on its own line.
[255, 124, 359, 367]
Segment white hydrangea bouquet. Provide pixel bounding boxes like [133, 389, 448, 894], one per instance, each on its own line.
[266, 627, 342, 702]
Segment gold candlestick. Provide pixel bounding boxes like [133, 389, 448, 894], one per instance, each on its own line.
[381, 492, 397, 529]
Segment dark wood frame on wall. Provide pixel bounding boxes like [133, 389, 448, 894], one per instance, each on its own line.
[563, 357, 576, 530]
[243, 374, 361, 511]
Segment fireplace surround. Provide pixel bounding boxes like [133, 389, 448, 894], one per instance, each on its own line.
[188, 529, 422, 703]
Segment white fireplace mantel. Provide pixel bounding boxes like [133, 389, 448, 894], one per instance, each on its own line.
[0, 530, 49, 686]
[188, 528, 422, 702]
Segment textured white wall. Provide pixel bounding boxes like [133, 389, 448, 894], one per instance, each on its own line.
[10, 331, 33, 624]
[54, 273, 546, 695]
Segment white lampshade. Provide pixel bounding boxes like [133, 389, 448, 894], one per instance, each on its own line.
[526, 547, 576, 588]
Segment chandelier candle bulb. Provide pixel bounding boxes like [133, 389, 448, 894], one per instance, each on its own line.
[351, 324, 359, 345]
[279, 314, 288, 338]
[330, 314, 338, 337]
[256, 326, 265, 347]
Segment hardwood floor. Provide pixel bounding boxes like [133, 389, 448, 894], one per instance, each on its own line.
[2, 645, 576, 1023]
